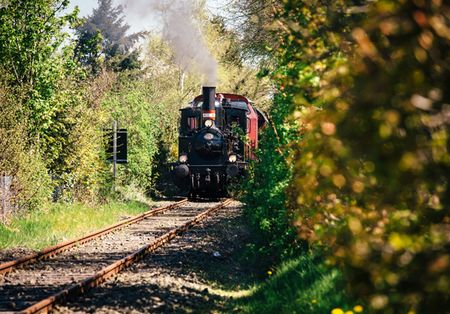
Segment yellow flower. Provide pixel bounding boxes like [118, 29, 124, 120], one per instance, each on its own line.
[311, 299, 317, 304]
[331, 308, 344, 314]
[353, 305, 363, 313]
[345, 311, 354, 314]
[267, 270, 273, 276]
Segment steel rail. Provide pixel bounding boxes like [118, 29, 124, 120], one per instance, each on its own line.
[0, 199, 188, 276]
[19, 199, 232, 314]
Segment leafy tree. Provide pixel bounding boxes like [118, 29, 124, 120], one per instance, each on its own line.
[240, 0, 366, 264]
[207, 15, 272, 105]
[286, 0, 449, 312]
[0, 1, 111, 205]
[0, 0, 80, 169]
[0, 0, 77, 88]
[75, 0, 145, 73]
[229, 0, 281, 63]
[241, 90, 304, 266]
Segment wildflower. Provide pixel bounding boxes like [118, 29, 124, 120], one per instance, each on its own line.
[311, 299, 317, 304]
[345, 311, 354, 314]
[331, 308, 344, 314]
[353, 305, 363, 313]
[267, 270, 273, 276]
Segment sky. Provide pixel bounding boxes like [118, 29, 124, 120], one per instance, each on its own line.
[68, 0, 230, 34]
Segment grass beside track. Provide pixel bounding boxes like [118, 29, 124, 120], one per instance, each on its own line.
[231, 253, 361, 314]
[0, 201, 151, 250]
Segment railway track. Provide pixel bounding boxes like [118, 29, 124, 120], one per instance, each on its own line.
[0, 199, 187, 276]
[0, 199, 232, 313]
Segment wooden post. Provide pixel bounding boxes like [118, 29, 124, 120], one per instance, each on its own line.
[113, 120, 117, 192]
[179, 70, 185, 92]
[0, 175, 12, 223]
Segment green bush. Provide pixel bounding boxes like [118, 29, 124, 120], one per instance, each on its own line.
[0, 83, 52, 213]
[241, 90, 304, 266]
[101, 72, 181, 194]
[240, 0, 449, 312]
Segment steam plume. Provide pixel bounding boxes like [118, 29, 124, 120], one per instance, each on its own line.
[122, 0, 218, 86]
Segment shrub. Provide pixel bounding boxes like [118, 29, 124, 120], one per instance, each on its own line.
[0, 83, 51, 215]
[101, 72, 181, 194]
[241, 91, 304, 266]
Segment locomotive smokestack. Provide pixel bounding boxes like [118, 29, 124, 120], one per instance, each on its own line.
[202, 86, 216, 123]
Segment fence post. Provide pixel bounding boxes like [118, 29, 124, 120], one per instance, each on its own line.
[0, 174, 12, 223]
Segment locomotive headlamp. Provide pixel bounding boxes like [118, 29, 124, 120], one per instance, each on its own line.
[204, 119, 214, 128]
[179, 154, 188, 163]
[228, 154, 237, 163]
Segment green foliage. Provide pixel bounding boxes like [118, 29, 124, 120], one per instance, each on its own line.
[229, 0, 280, 64]
[234, 253, 357, 314]
[241, 90, 304, 265]
[53, 76, 111, 202]
[272, 0, 450, 312]
[101, 70, 181, 193]
[239, 0, 348, 266]
[0, 82, 52, 211]
[0, 1, 111, 207]
[0, 0, 81, 165]
[0, 0, 77, 87]
[75, 29, 103, 73]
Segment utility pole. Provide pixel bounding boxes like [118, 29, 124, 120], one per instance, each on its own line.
[112, 120, 117, 192]
[179, 70, 185, 92]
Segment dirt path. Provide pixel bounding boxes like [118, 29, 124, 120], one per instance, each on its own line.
[54, 201, 254, 313]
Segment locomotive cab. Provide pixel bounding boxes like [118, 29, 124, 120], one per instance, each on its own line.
[172, 87, 264, 199]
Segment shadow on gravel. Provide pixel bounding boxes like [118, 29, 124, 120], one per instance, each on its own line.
[63, 281, 222, 313]
[0, 283, 64, 311]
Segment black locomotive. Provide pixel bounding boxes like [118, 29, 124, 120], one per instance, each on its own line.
[172, 86, 266, 199]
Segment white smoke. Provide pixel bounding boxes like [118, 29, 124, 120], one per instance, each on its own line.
[122, 0, 218, 86]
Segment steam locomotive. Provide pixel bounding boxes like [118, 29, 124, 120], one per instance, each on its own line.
[171, 86, 267, 199]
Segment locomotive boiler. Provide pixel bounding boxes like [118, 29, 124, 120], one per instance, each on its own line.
[172, 86, 267, 199]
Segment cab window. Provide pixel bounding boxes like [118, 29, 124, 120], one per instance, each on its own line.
[188, 117, 198, 130]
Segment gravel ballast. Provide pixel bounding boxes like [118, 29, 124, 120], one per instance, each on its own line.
[0, 201, 230, 312]
[54, 201, 251, 313]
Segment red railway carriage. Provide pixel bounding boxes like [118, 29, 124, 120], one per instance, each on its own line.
[172, 87, 267, 199]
